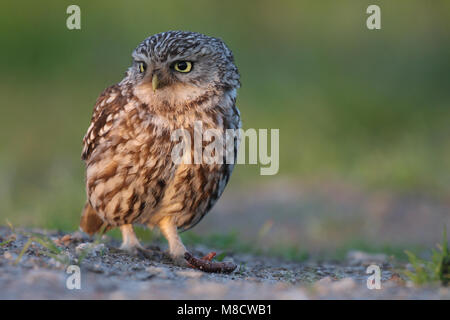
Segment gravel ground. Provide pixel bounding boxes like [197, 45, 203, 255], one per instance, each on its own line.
[0, 226, 448, 299]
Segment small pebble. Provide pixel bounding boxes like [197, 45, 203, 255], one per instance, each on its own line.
[4, 251, 13, 260]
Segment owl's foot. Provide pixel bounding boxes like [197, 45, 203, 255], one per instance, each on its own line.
[118, 224, 161, 260]
[170, 254, 190, 268]
[157, 218, 236, 272]
[184, 252, 237, 273]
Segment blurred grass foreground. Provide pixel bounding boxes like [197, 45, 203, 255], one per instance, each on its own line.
[0, 1, 449, 258]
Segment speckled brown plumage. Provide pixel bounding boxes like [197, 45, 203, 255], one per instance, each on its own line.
[80, 31, 240, 270]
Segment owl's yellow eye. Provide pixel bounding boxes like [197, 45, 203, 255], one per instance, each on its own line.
[173, 61, 192, 73]
[138, 62, 146, 73]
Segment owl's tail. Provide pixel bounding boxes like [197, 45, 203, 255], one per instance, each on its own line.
[80, 202, 112, 236]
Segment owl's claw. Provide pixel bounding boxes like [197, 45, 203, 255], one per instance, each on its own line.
[184, 252, 237, 273]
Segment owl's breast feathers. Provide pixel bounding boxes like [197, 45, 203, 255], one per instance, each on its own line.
[82, 83, 240, 230]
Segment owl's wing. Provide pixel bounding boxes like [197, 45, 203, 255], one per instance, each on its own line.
[82, 84, 126, 161]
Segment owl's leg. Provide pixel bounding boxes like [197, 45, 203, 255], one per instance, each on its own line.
[119, 224, 156, 259]
[119, 224, 143, 251]
[158, 217, 188, 267]
[158, 217, 237, 273]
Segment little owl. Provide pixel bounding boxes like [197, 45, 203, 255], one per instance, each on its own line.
[80, 31, 240, 272]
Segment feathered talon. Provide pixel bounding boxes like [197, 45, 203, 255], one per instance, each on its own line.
[184, 252, 237, 273]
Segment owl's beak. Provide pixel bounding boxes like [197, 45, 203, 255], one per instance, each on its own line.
[152, 74, 159, 92]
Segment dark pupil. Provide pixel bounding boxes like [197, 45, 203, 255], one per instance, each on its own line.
[177, 61, 187, 70]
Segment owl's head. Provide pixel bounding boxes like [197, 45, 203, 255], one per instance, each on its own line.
[124, 31, 240, 107]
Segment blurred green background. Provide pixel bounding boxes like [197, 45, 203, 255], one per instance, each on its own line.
[0, 1, 449, 257]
